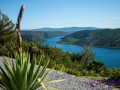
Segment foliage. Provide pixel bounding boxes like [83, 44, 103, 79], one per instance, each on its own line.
[0, 52, 50, 90]
[80, 45, 95, 68]
[59, 28, 120, 48]
[110, 68, 120, 80]
[58, 37, 79, 44]
[0, 11, 17, 56]
[21, 43, 118, 79]
[66, 68, 82, 77]
[21, 31, 70, 44]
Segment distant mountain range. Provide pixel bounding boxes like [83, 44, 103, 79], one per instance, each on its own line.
[22, 27, 97, 31]
[59, 28, 120, 48]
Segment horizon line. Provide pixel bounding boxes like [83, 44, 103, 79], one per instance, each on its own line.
[21, 26, 120, 30]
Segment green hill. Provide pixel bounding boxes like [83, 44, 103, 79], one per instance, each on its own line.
[21, 31, 70, 43]
[59, 28, 120, 48]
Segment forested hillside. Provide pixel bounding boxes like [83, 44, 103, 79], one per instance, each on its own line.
[59, 29, 120, 48]
[21, 31, 71, 43]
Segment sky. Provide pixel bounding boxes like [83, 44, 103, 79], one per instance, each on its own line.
[0, 0, 120, 29]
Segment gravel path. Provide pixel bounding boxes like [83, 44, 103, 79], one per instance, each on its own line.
[0, 56, 119, 90]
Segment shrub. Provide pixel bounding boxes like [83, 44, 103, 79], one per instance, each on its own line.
[110, 68, 120, 80]
[66, 68, 82, 77]
[0, 11, 17, 57]
[88, 70, 100, 76]
[54, 64, 65, 71]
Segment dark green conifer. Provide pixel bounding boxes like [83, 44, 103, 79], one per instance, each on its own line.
[0, 11, 16, 56]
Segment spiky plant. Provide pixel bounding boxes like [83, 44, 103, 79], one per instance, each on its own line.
[0, 52, 50, 90]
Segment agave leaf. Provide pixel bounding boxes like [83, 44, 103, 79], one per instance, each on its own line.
[21, 60, 28, 90]
[16, 63, 22, 86]
[0, 66, 11, 90]
[47, 79, 65, 84]
[47, 86, 60, 90]
[11, 59, 18, 87]
[40, 69, 52, 83]
[31, 58, 50, 90]
[38, 69, 52, 84]
[0, 74, 10, 90]
[32, 69, 52, 90]
[35, 59, 50, 87]
[12, 59, 16, 75]
[0, 52, 52, 90]
[40, 82, 48, 90]
[0, 84, 6, 90]
[39, 58, 50, 78]
[32, 55, 43, 82]
[27, 55, 36, 89]
[2, 58, 18, 90]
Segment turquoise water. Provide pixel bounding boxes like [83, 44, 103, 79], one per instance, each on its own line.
[42, 36, 120, 68]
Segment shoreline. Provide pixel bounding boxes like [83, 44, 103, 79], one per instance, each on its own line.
[58, 41, 120, 49]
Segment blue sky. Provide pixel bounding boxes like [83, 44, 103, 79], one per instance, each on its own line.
[0, 0, 120, 29]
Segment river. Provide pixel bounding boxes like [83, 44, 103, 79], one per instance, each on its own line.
[42, 36, 120, 68]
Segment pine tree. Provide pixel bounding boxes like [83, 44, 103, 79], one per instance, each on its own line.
[81, 45, 95, 68]
[0, 11, 16, 56]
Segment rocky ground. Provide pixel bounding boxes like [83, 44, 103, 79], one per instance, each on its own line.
[0, 56, 119, 90]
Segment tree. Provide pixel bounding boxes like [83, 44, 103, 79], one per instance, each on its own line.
[0, 11, 16, 56]
[80, 45, 95, 68]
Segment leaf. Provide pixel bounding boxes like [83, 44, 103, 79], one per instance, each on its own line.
[0, 52, 51, 90]
[47, 79, 65, 84]
[40, 81, 48, 90]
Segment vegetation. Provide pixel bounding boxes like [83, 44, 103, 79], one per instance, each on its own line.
[110, 68, 120, 80]
[0, 11, 17, 56]
[21, 27, 97, 44]
[0, 52, 50, 90]
[59, 29, 120, 48]
[0, 10, 64, 90]
[0, 11, 120, 85]
[21, 31, 70, 43]
[21, 42, 114, 77]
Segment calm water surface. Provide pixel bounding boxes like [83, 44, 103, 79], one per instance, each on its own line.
[42, 36, 120, 68]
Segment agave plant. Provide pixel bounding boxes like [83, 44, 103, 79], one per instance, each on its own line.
[0, 52, 50, 90]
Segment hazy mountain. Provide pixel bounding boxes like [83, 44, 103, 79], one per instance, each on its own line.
[22, 27, 97, 31]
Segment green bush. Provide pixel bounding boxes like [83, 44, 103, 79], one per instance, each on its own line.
[66, 68, 82, 77]
[54, 64, 65, 71]
[110, 68, 120, 80]
[100, 67, 113, 77]
[0, 11, 17, 57]
[87, 70, 100, 76]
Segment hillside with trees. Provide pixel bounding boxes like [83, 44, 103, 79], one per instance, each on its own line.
[21, 31, 71, 43]
[21, 27, 97, 44]
[59, 29, 120, 48]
